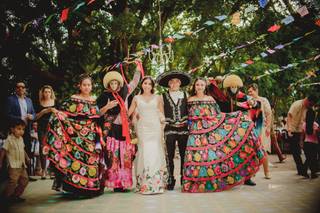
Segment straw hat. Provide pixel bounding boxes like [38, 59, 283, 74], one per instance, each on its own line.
[156, 71, 191, 87]
[223, 74, 243, 88]
[103, 71, 124, 89]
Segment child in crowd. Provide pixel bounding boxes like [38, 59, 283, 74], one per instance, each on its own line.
[0, 119, 30, 202]
[30, 122, 40, 176]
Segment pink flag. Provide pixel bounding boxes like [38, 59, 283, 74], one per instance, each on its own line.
[297, 6, 309, 17]
[267, 49, 275, 54]
[245, 59, 254, 65]
[268, 25, 281, 32]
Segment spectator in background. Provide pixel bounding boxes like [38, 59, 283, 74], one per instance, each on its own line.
[301, 108, 319, 179]
[287, 95, 316, 176]
[5, 81, 36, 181]
[0, 119, 30, 203]
[35, 85, 57, 179]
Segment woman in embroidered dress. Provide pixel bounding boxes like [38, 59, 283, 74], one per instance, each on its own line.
[43, 74, 105, 197]
[97, 61, 143, 192]
[128, 76, 167, 194]
[182, 78, 265, 193]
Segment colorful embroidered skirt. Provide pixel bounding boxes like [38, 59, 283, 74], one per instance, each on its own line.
[182, 101, 265, 193]
[43, 98, 105, 196]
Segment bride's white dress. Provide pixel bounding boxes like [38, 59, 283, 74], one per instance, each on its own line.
[135, 95, 167, 194]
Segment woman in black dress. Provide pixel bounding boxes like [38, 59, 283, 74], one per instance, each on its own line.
[35, 85, 57, 179]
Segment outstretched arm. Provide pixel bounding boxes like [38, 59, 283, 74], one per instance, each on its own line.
[128, 68, 142, 95]
[128, 96, 137, 118]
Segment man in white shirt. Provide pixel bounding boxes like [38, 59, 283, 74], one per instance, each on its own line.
[286, 95, 316, 175]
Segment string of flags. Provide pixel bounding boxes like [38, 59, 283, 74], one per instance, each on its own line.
[17, 1, 320, 80]
[230, 30, 317, 71]
[289, 69, 320, 89]
[252, 53, 320, 80]
[299, 82, 320, 87]
[22, 0, 114, 33]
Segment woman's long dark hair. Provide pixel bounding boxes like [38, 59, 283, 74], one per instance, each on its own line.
[140, 76, 155, 94]
[190, 77, 208, 96]
[306, 108, 315, 135]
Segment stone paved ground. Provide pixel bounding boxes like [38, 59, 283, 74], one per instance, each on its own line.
[1, 154, 319, 213]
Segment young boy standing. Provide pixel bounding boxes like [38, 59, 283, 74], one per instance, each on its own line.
[0, 119, 30, 202]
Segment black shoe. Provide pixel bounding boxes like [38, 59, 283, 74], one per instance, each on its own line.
[29, 177, 37, 182]
[311, 174, 318, 179]
[113, 188, 130, 193]
[244, 179, 256, 186]
[302, 173, 310, 179]
[167, 176, 176, 190]
[7, 196, 26, 203]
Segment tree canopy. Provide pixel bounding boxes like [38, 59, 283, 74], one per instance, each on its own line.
[0, 0, 319, 123]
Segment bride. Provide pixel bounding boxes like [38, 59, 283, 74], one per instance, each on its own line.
[128, 76, 168, 194]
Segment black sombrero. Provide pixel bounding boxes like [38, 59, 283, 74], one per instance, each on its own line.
[156, 71, 191, 87]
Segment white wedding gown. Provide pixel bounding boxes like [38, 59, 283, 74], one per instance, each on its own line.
[135, 95, 167, 194]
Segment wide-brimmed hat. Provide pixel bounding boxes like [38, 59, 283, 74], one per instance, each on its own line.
[103, 71, 124, 89]
[156, 71, 191, 87]
[223, 74, 243, 88]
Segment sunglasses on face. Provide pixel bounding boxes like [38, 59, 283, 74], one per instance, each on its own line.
[16, 85, 26, 89]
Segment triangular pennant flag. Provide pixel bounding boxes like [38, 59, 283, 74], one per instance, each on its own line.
[315, 19, 320, 27]
[267, 49, 275, 54]
[274, 44, 284, 49]
[87, 0, 96, 5]
[60, 8, 70, 23]
[297, 6, 309, 17]
[245, 59, 254, 65]
[245, 5, 256, 13]
[203, 20, 215, 26]
[173, 34, 185, 39]
[231, 12, 241, 25]
[260, 52, 268, 58]
[215, 15, 227, 21]
[235, 44, 247, 49]
[268, 24, 281, 32]
[45, 14, 55, 25]
[259, 0, 268, 8]
[293, 36, 303, 42]
[281, 15, 294, 25]
[74, 2, 86, 11]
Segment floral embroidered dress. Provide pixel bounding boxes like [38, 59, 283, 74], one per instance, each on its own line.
[43, 97, 105, 196]
[97, 70, 141, 190]
[182, 100, 265, 193]
[134, 95, 167, 194]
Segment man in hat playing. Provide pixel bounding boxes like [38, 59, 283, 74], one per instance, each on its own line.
[156, 71, 191, 190]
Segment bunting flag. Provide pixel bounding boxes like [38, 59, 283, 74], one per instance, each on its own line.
[230, 30, 317, 72]
[87, 0, 96, 5]
[268, 24, 281, 32]
[281, 15, 295, 25]
[252, 54, 320, 80]
[231, 12, 241, 25]
[259, 0, 268, 8]
[60, 8, 70, 23]
[297, 6, 309, 17]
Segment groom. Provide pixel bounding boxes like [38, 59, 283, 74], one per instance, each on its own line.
[156, 71, 191, 190]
